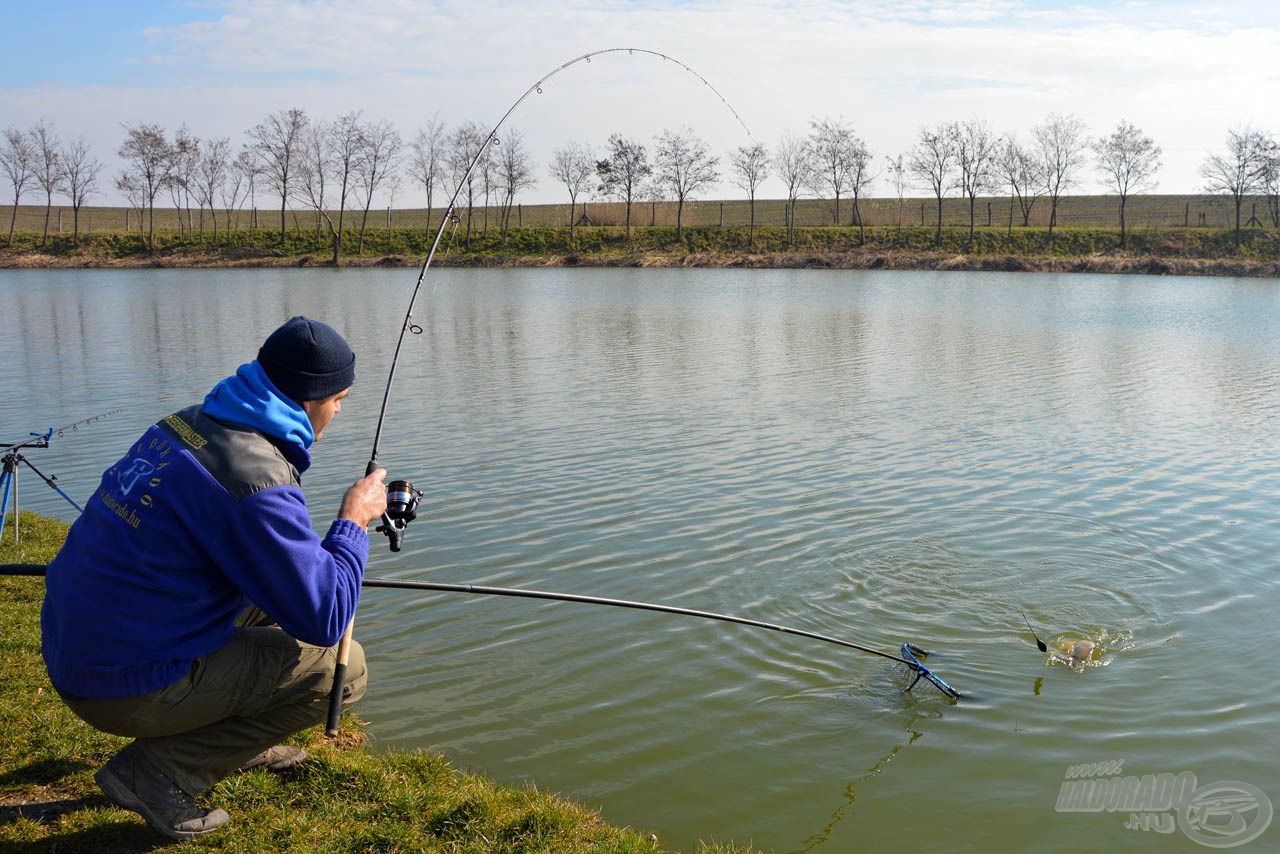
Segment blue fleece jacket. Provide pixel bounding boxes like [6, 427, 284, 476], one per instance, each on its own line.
[41, 362, 368, 700]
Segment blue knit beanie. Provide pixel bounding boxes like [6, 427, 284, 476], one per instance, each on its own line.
[257, 316, 356, 401]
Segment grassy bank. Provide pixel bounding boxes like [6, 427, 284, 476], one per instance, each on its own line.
[0, 512, 746, 853]
[2, 224, 1279, 278]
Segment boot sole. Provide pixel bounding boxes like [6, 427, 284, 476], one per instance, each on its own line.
[95, 763, 227, 840]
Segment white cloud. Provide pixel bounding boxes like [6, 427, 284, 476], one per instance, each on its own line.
[3, 0, 1278, 205]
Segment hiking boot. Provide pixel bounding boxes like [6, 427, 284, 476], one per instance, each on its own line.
[237, 745, 308, 773]
[94, 745, 230, 840]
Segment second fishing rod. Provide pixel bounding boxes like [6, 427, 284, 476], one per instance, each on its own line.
[2, 561, 960, 700]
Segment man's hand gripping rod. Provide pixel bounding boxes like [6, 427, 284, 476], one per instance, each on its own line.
[325, 461, 421, 737]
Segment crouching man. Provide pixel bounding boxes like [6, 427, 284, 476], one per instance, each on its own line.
[41, 315, 387, 839]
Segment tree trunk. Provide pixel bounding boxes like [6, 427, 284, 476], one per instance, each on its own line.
[279, 197, 287, 246]
[568, 195, 577, 250]
[358, 200, 372, 254]
[935, 195, 943, 245]
[748, 196, 755, 248]
[1119, 196, 1127, 250]
[676, 198, 684, 241]
[6, 193, 17, 247]
[42, 194, 52, 247]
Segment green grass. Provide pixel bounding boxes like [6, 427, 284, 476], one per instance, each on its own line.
[0, 512, 750, 853]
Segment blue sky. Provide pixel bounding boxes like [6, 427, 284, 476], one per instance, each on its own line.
[3, 1, 1278, 203]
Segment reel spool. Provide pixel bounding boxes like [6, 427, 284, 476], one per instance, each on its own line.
[375, 479, 423, 552]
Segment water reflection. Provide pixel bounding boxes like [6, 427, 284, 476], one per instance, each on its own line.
[3, 267, 1279, 853]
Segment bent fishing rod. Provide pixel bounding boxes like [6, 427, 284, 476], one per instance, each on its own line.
[329, 48, 759, 735]
[0, 563, 961, 700]
[365, 47, 753, 491]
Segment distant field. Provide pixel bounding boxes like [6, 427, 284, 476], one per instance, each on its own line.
[3, 193, 1275, 237]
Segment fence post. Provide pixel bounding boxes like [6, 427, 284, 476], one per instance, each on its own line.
[920, 203, 925, 227]
[719, 202, 724, 228]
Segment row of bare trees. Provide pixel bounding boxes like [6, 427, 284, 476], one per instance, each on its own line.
[1, 122, 103, 247]
[4, 113, 1279, 255]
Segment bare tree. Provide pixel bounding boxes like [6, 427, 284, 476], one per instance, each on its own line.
[1034, 113, 1088, 240]
[295, 124, 330, 244]
[496, 128, 535, 238]
[447, 121, 487, 247]
[191, 137, 229, 239]
[885, 153, 908, 229]
[247, 108, 308, 246]
[60, 136, 102, 247]
[909, 122, 959, 245]
[225, 148, 258, 231]
[164, 127, 198, 237]
[116, 171, 147, 235]
[331, 113, 365, 259]
[955, 119, 998, 242]
[31, 121, 67, 248]
[2, 126, 37, 246]
[118, 122, 174, 250]
[549, 142, 594, 248]
[775, 132, 812, 244]
[846, 140, 875, 241]
[808, 117, 862, 226]
[998, 135, 1045, 229]
[1093, 120, 1161, 249]
[729, 142, 770, 247]
[478, 139, 497, 235]
[1201, 127, 1270, 246]
[596, 134, 651, 237]
[653, 128, 719, 240]
[354, 119, 401, 253]
[1261, 134, 1280, 228]
[410, 116, 447, 236]
[295, 116, 362, 264]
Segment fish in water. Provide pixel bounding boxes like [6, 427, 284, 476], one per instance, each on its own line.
[1054, 638, 1096, 663]
[1022, 612, 1098, 666]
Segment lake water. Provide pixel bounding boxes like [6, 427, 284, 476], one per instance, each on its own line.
[2, 267, 1277, 852]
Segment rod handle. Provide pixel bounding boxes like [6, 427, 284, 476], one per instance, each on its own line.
[325, 619, 354, 737]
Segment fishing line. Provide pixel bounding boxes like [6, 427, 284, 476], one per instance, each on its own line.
[1021, 610, 1048, 652]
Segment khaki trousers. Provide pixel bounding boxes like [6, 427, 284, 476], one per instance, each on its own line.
[59, 607, 366, 796]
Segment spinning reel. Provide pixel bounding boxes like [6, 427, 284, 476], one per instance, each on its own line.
[375, 479, 423, 552]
